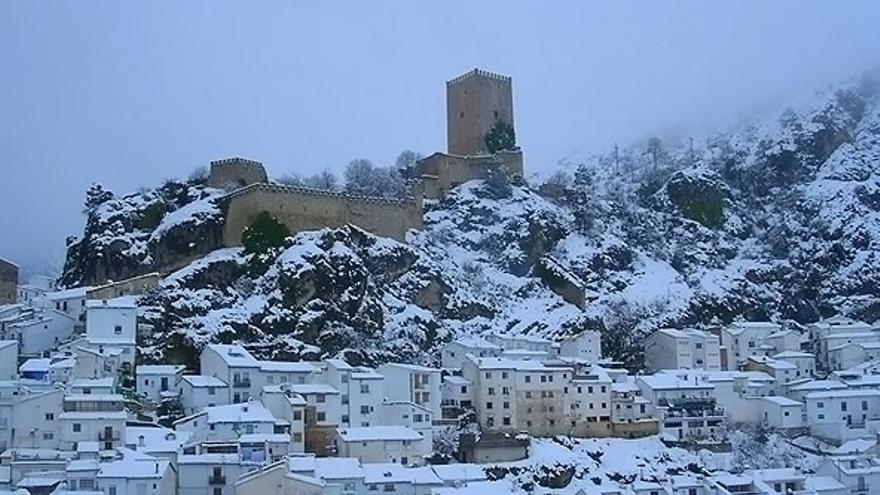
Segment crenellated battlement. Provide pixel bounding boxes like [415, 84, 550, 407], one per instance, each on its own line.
[208, 157, 268, 189]
[447, 68, 512, 86]
[223, 182, 419, 208]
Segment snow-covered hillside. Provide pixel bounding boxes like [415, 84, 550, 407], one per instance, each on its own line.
[60, 72, 880, 370]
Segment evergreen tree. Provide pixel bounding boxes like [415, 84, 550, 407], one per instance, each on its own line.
[484, 121, 516, 154]
[241, 211, 290, 256]
[568, 165, 597, 233]
[83, 183, 114, 213]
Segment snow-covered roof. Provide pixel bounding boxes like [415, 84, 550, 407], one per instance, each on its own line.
[0, 340, 16, 351]
[449, 336, 501, 350]
[126, 426, 191, 453]
[771, 351, 814, 359]
[351, 370, 383, 380]
[362, 463, 416, 484]
[790, 379, 847, 392]
[137, 365, 184, 375]
[379, 362, 440, 373]
[762, 396, 802, 407]
[806, 389, 880, 400]
[311, 457, 364, 480]
[285, 383, 339, 395]
[204, 402, 276, 424]
[181, 375, 227, 387]
[638, 373, 714, 390]
[258, 361, 318, 373]
[238, 433, 292, 444]
[85, 298, 137, 310]
[466, 355, 554, 371]
[97, 449, 169, 479]
[443, 375, 471, 385]
[205, 344, 260, 367]
[45, 287, 90, 300]
[19, 359, 50, 373]
[69, 377, 115, 389]
[336, 426, 423, 442]
[725, 321, 781, 335]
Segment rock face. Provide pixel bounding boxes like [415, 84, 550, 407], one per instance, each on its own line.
[61, 72, 880, 371]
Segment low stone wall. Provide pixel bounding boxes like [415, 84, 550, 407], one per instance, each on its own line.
[414, 149, 523, 199]
[222, 183, 423, 245]
[86, 272, 161, 300]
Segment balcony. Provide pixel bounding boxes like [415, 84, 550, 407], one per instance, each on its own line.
[232, 378, 251, 388]
[209, 474, 226, 485]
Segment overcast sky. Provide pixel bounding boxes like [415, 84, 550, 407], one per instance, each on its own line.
[2, 1, 879, 276]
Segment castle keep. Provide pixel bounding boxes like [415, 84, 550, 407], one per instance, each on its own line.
[411, 68, 524, 199]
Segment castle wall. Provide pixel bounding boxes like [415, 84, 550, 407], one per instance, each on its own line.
[208, 158, 268, 189]
[222, 184, 422, 245]
[447, 69, 514, 156]
[415, 149, 523, 199]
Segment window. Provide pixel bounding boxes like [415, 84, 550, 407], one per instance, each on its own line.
[414, 414, 423, 422]
[341, 414, 349, 424]
[818, 414, 825, 420]
[360, 384, 370, 394]
[266, 375, 274, 384]
[525, 375, 531, 383]
[863, 400, 869, 411]
[540, 375, 547, 383]
[486, 401, 493, 409]
[341, 394, 349, 405]
[525, 391, 532, 398]
[293, 432, 303, 442]
[695, 343, 703, 349]
[213, 489, 221, 495]
[502, 387, 509, 395]
[45, 413, 54, 421]
[485, 372, 492, 379]
[488, 387, 495, 395]
[42, 432, 53, 440]
[817, 401, 824, 409]
[526, 420, 532, 427]
[208, 387, 215, 395]
[400, 457, 408, 465]
[588, 386, 593, 393]
[316, 394, 326, 403]
[501, 372, 508, 379]
[317, 412, 326, 422]
[842, 402, 848, 412]
[360, 405, 370, 415]
[108, 487, 117, 495]
[383, 483, 396, 492]
[503, 417, 511, 426]
[548, 375, 554, 382]
[460, 386, 467, 394]
[114, 325, 123, 335]
[503, 401, 510, 409]
[73, 423, 82, 433]
[601, 386, 606, 393]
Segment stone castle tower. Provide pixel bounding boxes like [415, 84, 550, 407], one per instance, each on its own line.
[446, 69, 515, 155]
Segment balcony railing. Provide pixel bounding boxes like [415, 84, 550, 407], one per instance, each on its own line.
[232, 379, 251, 388]
[208, 474, 226, 485]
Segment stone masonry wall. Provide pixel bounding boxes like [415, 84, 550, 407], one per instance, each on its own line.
[447, 69, 514, 156]
[222, 183, 423, 245]
[0, 259, 17, 305]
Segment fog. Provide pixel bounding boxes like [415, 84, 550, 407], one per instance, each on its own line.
[2, 1, 879, 276]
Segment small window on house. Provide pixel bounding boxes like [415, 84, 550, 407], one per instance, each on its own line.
[45, 413, 54, 421]
[317, 412, 326, 422]
[73, 423, 81, 432]
[114, 325, 123, 335]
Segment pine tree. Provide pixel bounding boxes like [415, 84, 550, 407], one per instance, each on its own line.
[484, 121, 516, 154]
[83, 183, 114, 213]
[241, 211, 290, 256]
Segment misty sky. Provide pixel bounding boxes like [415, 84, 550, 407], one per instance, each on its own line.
[2, 1, 879, 276]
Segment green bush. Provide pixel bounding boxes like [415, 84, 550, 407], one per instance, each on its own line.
[484, 121, 516, 154]
[242, 211, 290, 256]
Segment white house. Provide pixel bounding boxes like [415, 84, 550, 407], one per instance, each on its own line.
[761, 396, 805, 431]
[3, 309, 75, 357]
[771, 351, 816, 380]
[440, 375, 473, 419]
[259, 385, 307, 453]
[174, 401, 282, 445]
[376, 363, 441, 421]
[178, 452, 255, 495]
[558, 330, 602, 363]
[720, 321, 782, 368]
[486, 333, 557, 355]
[73, 344, 125, 380]
[333, 426, 430, 465]
[137, 365, 184, 404]
[0, 384, 63, 451]
[637, 372, 725, 442]
[59, 394, 127, 451]
[85, 299, 137, 369]
[179, 375, 229, 416]
[200, 344, 261, 404]
[645, 329, 721, 372]
[0, 341, 18, 380]
[743, 356, 800, 394]
[805, 389, 880, 443]
[96, 448, 175, 495]
[827, 342, 880, 372]
[40, 287, 90, 328]
[440, 336, 502, 369]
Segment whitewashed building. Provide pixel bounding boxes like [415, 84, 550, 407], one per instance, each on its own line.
[200, 345, 261, 404]
[85, 299, 137, 369]
[558, 330, 602, 363]
[376, 363, 441, 421]
[440, 337, 502, 369]
[760, 396, 805, 431]
[179, 375, 229, 416]
[720, 321, 783, 368]
[645, 329, 721, 371]
[136, 365, 184, 404]
[333, 426, 430, 465]
[805, 389, 880, 443]
[59, 394, 127, 451]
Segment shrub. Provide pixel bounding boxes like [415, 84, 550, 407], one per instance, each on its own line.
[242, 211, 290, 256]
[485, 121, 516, 154]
